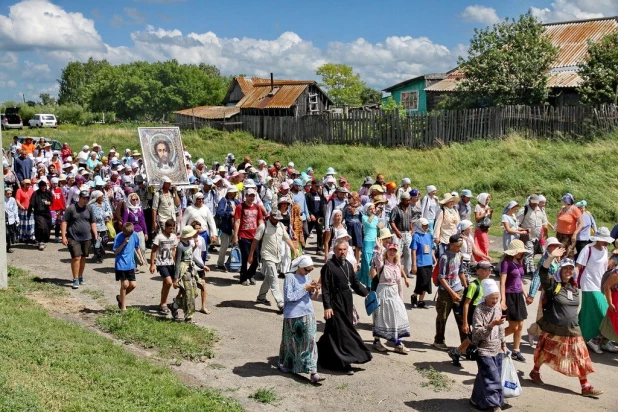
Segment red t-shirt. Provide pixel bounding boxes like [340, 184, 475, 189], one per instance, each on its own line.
[15, 187, 34, 209]
[50, 187, 66, 211]
[234, 203, 263, 240]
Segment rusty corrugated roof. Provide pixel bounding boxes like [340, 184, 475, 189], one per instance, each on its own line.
[547, 70, 583, 88]
[544, 17, 618, 68]
[174, 106, 240, 120]
[425, 78, 461, 92]
[237, 84, 309, 109]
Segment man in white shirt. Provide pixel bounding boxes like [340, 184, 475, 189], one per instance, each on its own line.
[249, 210, 296, 311]
[518, 194, 548, 276]
[180, 192, 218, 262]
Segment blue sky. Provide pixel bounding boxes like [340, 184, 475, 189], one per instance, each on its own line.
[0, 0, 616, 103]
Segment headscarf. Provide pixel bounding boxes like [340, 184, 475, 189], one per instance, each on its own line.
[502, 200, 518, 216]
[562, 193, 575, 205]
[363, 202, 375, 215]
[127, 192, 141, 211]
[385, 181, 397, 191]
[481, 279, 499, 299]
[458, 219, 473, 232]
[477, 193, 489, 206]
[289, 255, 314, 273]
[89, 190, 104, 204]
[538, 194, 546, 203]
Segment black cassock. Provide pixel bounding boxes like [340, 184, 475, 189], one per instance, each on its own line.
[317, 258, 372, 370]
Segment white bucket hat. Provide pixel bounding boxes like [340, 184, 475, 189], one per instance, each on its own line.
[591, 227, 614, 244]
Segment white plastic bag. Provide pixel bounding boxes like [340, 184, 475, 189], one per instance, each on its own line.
[501, 356, 522, 398]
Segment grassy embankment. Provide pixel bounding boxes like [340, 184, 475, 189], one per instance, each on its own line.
[0, 267, 242, 411]
[27, 123, 618, 232]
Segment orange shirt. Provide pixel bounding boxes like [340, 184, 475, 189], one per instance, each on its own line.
[556, 206, 582, 235]
[21, 142, 36, 156]
[15, 187, 34, 209]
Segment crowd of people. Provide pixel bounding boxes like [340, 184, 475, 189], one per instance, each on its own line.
[5, 135, 618, 409]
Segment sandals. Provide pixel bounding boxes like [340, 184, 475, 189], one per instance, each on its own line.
[529, 370, 544, 385]
[310, 373, 325, 383]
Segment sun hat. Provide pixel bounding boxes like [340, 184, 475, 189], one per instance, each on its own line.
[461, 189, 472, 198]
[363, 176, 376, 186]
[293, 178, 303, 186]
[22, 178, 31, 184]
[333, 229, 351, 241]
[325, 167, 336, 175]
[378, 227, 393, 239]
[504, 239, 527, 256]
[244, 179, 256, 188]
[63, 163, 72, 169]
[418, 217, 429, 226]
[59, 174, 67, 181]
[459, 219, 473, 231]
[528, 194, 540, 204]
[591, 227, 614, 244]
[212, 175, 222, 184]
[335, 186, 349, 193]
[372, 195, 388, 205]
[161, 176, 172, 184]
[237, 169, 246, 175]
[244, 163, 252, 170]
[218, 165, 227, 172]
[43, 142, 51, 148]
[124, 165, 131, 171]
[575, 200, 587, 207]
[481, 279, 499, 299]
[402, 177, 411, 185]
[439, 193, 458, 205]
[387, 243, 398, 250]
[278, 196, 291, 204]
[426, 185, 437, 193]
[181, 225, 197, 238]
[559, 258, 575, 268]
[369, 184, 384, 193]
[227, 186, 239, 194]
[94, 176, 105, 186]
[544, 237, 562, 251]
[280, 182, 290, 190]
[245, 188, 257, 196]
[270, 210, 283, 220]
[400, 191, 411, 200]
[202, 177, 213, 185]
[132, 151, 141, 156]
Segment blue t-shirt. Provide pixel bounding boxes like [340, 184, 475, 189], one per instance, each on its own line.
[113, 232, 140, 271]
[362, 215, 379, 242]
[411, 231, 433, 267]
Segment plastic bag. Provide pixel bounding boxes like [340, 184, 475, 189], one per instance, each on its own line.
[501, 356, 522, 398]
[106, 220, 116, 239]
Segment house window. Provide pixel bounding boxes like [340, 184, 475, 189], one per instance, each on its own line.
[401, 91, 419, 111]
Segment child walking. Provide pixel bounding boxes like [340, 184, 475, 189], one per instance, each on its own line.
[113, 222, 145, 310]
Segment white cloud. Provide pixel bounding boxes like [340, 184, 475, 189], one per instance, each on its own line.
[461, 5, 501, 26]
[0, 80, 17, 87]
[0, 51, 18, 68]
[531, 0, 618, 22]
[0, 0, 105, 52]
[22, 60, 52, 80]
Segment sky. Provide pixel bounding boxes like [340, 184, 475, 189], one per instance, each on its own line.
[0, 0, 617, 103]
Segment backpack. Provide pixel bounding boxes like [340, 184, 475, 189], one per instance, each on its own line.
[225, 244, 242, 272]
[433, 252, 461, 287]
[455, 278, 482, 317]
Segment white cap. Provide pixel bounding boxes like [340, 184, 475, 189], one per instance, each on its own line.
[245, 188, 257, 196]
[288, 161, 294, 168]
[161, 176, 172, 183]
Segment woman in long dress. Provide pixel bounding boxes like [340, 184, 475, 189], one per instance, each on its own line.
[359, 203, 382, 288]
[370, 243, 410, 354]
[278, 256, 325, 383]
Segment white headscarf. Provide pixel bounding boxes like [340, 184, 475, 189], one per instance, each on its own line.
[481, 279, 499, 299]
[289, 255, 314, 273]
[477, 193, 489, 206]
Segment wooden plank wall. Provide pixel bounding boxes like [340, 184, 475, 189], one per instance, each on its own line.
[174, 104, 618, 148]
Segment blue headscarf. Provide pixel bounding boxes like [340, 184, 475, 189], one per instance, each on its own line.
[562, 193, 575, 205]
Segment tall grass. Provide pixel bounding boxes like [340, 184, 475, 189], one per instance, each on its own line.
[25, 124, 618, 227]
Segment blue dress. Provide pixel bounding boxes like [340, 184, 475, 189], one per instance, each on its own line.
[344, 205, 363, 248]
[359, 215, 379, 288]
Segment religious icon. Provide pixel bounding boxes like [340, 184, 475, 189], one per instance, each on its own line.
[138, 127, 188, 186]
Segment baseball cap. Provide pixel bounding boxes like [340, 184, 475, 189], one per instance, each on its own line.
[245, 188, 257, 196]
[79, 190, 90, 198]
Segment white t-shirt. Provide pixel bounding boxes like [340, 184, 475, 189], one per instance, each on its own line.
[576, 245, 608, 292]
[77, 151, 89, 164]
[153, 233, 177, 266]
[189, 236, 207, 268]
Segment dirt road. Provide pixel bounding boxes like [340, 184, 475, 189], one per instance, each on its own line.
[8, 236, 616, 412]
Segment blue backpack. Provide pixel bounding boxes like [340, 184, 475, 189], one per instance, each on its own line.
[225, 245, 242, 272]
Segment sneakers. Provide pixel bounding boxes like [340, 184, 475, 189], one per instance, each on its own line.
[249, 278, 256, 285]
[433, 342, 448, 351]
[417, 301, 426, 309]
[395, 344, 410, 354]
[587, 339, 603, 354]
[600, 341, 618, 353]
[511, 351, 526, 362]
[529, 370, 544, 385]
[78, 276, 85, 285]
[410, 295, 418, 308]
[527, 333, 536, 348]
[448, 348, 462, 367]
[256, 298, 272, 306]
[581, 386, 604, 397]
[241, 280, 250, 286]
[372, 341, 388, 352]
[38, 242, 45, 251]
[72, 279, 79, 289]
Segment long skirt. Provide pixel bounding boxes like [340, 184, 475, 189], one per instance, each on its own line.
[473, 229, 489, 261]
[599, 289, 618, 341]
[359, 239, 375, 288]
[279, 313, 318, 374]
[579, 291, 608, 342]
[373, 283, 410, 342]
[471, 354, 504, 409]
[18, 209, 35, 242]
[34, 214, 51, 243]
[534, 331, 595, 378]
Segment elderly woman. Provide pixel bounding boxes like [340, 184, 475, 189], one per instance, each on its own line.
[500, 239, 528, 362]
[370, 243, 411, 354]
[470, 279, 507, 410]
[278, 255, 324, 383]
[575, 200, 597, 260]
[90, 190, 112, 263]
[123, 192, 148, 261]
[556, 193, 584, 259]
[3, 160, 18, 193]
[396, 178, 412, 202]
[501, 200, 528, 251]
[421, 185, 439, 235]
[434, 193, 460, 258]
[530, 247, 603, 397]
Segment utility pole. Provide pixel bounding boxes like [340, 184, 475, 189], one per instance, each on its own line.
[0, 113, 8, 289]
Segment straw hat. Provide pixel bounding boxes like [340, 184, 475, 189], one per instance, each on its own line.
[439, 192, 458, 205]
[372, 195, 387, 205]
[504, 239, 527, 256]
[378, 227, 393, 240]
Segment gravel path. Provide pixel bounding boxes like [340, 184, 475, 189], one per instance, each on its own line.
[8, 235, 617, 412]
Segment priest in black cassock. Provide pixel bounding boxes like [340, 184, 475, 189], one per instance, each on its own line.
[317, 239, 372, 374]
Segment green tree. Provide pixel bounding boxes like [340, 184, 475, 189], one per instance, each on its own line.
[579, 32, 618, 105]
[454, 12, 558, 108]
[381, 96, 407, 119]
[316, 63, 365, 107]
[360, 87, 382, 105]
[39, 93, 56, 106]
[57, 58, 111, 106]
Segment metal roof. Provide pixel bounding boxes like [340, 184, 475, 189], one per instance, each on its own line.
[382, 73, 447, 92]
[174, 106, 240, 120]
[237, 84, 309, 109]
[544, 17, 618, 68]
[425, 78, 461, 92]
[546, 70, 583, 88]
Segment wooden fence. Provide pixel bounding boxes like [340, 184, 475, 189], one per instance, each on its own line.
[175, 104, 618, 148]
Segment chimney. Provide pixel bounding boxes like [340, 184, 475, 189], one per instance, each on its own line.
[270, 72, 274, 91]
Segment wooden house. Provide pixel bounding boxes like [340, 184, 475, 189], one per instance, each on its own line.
[382, 73, 446, 114]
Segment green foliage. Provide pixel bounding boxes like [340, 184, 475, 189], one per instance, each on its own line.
[381, 96, 407, 119]
[316, 63, 365, 107]
[249, 388, 278, 404]
[0, 101, 114, 124]
[579, 32, 618, 105]
[39, 93, 57, 106]
[96, 308, 218, 360]
[360, 86, 382, 105]
[57, 58, 231, 121]
[454, 12, 558, 108]
[0, 268, 242, 412]
[416, 366, 454, 392]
